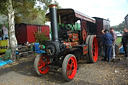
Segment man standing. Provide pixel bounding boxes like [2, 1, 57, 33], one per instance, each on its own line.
[0, 28, 2, 40]
[101, 29, 114, 62]
[110, 28, 117, 59]
[122, 28, 128, 59]
[2, 25, 8, 39]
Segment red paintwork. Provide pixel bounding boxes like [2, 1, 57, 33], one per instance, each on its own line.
[41, 26, 49, 38]
[63, 41, 79, 49]
[72, 33, 79, 41]
[82, 29, 87, 41]
[81, 21, 87, 41]
[15, 23, 49, 44]
[66, 56, 77, 79]
[83, 46, 88, 55]
[38, 55, 50, 74]
[27, 25, 38, 43]
[92, 37, 98, 62]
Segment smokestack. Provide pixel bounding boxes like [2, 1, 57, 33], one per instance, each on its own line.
[49, 3, 58, 41]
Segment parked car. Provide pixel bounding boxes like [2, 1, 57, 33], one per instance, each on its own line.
[114, 31, 122, 37]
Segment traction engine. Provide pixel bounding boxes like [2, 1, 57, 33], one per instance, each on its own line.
[34, 3, 98, 81]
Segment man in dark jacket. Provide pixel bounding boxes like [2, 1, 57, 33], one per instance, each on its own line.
[122, 28, 128, 59]
[101, 29, 114, 62]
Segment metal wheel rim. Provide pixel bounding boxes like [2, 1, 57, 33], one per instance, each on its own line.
[38, 55, 50, 74]
[66, 56, 77, 79]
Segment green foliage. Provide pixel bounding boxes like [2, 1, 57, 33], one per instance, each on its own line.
[34, 31, 49, 45]
[0, 0, 8, 15]
[13, 0, 39, 24]
[0, 0, 60, 25]
[37, 0, 52, 10]
[111, 21, 125, 31]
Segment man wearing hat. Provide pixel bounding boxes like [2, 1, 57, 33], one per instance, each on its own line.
[101, 29, 114, 62]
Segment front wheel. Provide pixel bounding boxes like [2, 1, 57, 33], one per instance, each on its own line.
[34, 54, 50, 75]
[62, 54, 77, 81]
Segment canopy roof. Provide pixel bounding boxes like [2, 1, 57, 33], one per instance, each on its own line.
[46, 9, 95, 24]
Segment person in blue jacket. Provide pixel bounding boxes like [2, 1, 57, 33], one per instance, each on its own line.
[101, 29, 114, 62]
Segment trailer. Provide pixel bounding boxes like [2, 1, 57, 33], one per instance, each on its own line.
[87, 17, 110, 36]
[15, 23, 49, 44]
[34, 3, 98, 81]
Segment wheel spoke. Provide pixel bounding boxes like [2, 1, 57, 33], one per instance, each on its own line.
[38, 66, 43, 70]
[37, 55, 50, 74]
[67, 70, 70, 76]
[64, 56, 77, 80]
[39, 61, 45, 66]
[67, 69, 73, 76]
[71, 60, 74, 66]
[40, 59, 44, 63]
[87, 36, 98, 62]
[43, 67, 46, 71]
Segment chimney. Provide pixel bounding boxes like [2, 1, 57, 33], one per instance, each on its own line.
[49, 2, 58, 41]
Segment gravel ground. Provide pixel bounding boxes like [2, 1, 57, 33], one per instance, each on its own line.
[0, 55, 128, 85]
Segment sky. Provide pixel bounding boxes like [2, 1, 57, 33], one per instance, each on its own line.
[55, 0, 128, 26]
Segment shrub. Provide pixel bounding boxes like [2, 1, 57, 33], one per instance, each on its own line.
[34, 31, 49, 45]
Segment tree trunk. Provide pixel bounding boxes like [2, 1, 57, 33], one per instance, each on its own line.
[8, 0, 17, 61]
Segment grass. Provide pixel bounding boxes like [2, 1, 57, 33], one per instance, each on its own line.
[116, 37, 122, 44]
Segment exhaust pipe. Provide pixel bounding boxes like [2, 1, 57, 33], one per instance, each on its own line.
[49, 4, 58, 41]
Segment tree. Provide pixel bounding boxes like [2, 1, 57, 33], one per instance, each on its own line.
[35, 0, 61, 24]
[0, 0, 60, 61]
[0, 0, 38, 61]
[37, 0, 61, 10]
[13, 0, 38, 24]
[111, 21, 125, 31]
[0, 0, 61, 25]
[0, 0, 17, 61]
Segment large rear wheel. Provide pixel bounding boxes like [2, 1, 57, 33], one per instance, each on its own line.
[86, 35, 98, 63]
[85, 35, 91, 61]
[34, 54, 50, 75]
[88, 35, 98, 63]
[62, 54, 77, 81]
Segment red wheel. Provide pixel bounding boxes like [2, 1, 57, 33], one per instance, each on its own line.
[34, 54, 50, 75]
[62, 54, 77, 81]
[88, 35, 98, 62]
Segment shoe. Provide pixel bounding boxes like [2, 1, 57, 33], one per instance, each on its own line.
[112, 56, 115, 59]
[111, 58, 115, 62]
[102, 59, 107, 61]
[108, 59, 112, 62]
[108, 60, 111, 62]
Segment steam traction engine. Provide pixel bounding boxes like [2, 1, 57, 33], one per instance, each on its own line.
[34, 4, 98, 81]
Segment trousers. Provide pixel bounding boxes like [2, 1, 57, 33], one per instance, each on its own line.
[104, 45, 112, 61]
[112, 44, 116, 58]
[123, 43, 128, 57]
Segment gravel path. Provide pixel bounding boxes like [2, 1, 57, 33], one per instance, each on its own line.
[0, 55, 128, 85]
